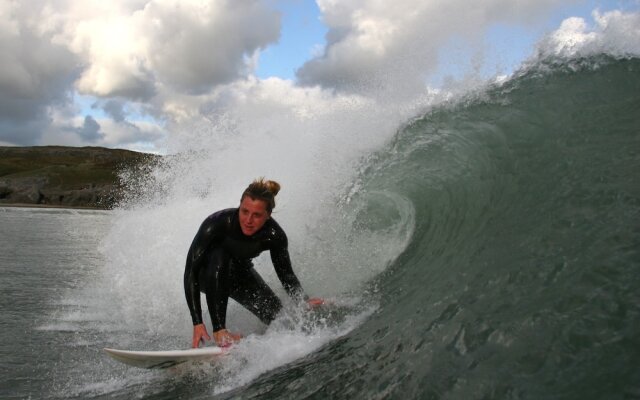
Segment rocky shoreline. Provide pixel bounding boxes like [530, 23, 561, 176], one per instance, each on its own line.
[0, 146, 157, 209]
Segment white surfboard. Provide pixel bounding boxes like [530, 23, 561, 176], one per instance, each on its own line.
[104, 346, 225, 369]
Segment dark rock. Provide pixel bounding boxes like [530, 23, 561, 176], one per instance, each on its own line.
[0, 185, 12, 199]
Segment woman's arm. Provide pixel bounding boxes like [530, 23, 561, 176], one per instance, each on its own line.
[269, 224, 324, 308]
[184, 214, 226, 327]
[270, 245, 306, 301]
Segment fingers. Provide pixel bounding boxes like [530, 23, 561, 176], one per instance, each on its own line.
[192, 324, 211, 348]
[192, 334, 202, 348]
[213, 329, 242, 347]
[306, 297, 325, 308]
[193, 326, 242, 348]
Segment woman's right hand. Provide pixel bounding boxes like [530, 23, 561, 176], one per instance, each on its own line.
[306, 297, 325, 308]
[192, 323, 211, 348]
[213, 329, 242, 347]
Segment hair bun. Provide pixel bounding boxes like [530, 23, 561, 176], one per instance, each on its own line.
[265, 180, 281, 196]
[241, 178, 281, 212]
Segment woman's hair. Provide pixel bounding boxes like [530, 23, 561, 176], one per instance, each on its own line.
[241, 178, 281, 213]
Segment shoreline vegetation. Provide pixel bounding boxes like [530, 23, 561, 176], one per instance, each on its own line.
[0, 146, 158, 210]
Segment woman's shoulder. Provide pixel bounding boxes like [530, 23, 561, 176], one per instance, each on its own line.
[202, 208, 237, 230]
[207, 207, 237, 219]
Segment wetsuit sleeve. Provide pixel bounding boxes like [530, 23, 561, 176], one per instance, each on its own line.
[184, 216, 224, 325]
[270, 232, 307, 301]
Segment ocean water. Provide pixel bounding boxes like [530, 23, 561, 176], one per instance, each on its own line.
[1, 56, 639, 399]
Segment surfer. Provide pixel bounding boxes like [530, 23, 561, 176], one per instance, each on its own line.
[184, 178, 323, 348]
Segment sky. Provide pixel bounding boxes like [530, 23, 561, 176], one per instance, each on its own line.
[1, 0, 639, 153]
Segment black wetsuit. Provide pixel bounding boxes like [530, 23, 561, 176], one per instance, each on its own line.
[184, 208, 306, 331]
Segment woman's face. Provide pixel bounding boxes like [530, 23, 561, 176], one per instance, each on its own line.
[238, 196, 269, 236]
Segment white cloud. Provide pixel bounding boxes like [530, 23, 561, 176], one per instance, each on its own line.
[141, 0, 280, 94]
[0, 0, 280, 148]
[0, 0, 78, 145]
[97, 118, 167, 151]
[296, 0, 573, 97]
[56, 0, 281, 98]
[538, 9, 640, 58]
[42, 110, 167, 152]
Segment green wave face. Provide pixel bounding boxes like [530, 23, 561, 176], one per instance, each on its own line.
[302, 57, 640, 399]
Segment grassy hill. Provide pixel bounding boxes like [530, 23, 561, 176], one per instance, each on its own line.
[0, 146, 157, 209]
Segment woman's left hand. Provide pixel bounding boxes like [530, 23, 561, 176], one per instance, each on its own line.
[213, 329, 242, 347]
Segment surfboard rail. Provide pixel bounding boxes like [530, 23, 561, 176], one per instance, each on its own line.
[104, 346, 225, 369]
